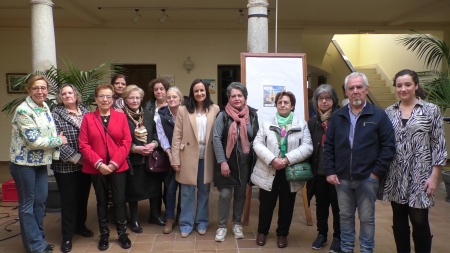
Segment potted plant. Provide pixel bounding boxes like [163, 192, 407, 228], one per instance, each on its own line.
[397, 31, 450, 201]
[2, 61, 117, 115]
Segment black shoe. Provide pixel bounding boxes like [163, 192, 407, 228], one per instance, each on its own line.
[256, 233, 266, 246]
[130, 221, 143, 233]
[98, 236, 109, 251]
[329, 237, 341, 253]
[76, 227, 94, 237]
[60, 240, 72, 253]
[118, 234, 132, 249]
[148, 216, 166, 226]
[312, 234, 328, 250]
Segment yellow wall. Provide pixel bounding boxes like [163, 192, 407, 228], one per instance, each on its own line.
[334, 33, 441, 81]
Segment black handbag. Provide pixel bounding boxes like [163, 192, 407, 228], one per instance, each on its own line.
[285, 162, 313, 182]
[145, 148, 170, 173]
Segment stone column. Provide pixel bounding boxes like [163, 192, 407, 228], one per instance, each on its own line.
[30, 0, 57, 71]
[247, 0, 269, 53]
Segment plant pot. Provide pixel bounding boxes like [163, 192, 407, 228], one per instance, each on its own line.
[442, 170, 450, 203]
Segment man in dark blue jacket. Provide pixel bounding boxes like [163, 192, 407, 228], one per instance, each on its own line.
[323, 72, 395, 253]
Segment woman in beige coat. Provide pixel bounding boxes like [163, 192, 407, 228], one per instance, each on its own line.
[172, 79, 220, 238]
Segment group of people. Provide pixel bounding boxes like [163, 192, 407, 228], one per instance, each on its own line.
[307, 70, 447, 253]
[9, 69, 446, 253]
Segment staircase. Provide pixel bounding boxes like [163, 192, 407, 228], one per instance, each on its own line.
[356, 68, 397, 109]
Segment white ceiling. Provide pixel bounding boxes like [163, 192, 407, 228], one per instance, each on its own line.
[1, 0, 449, 33]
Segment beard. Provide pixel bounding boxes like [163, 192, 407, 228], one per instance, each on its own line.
[352, 99, 362, 106]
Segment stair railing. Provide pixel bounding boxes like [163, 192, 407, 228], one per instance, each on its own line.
[331, 39, 380, 107]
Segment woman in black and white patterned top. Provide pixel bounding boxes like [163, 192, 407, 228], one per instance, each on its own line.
[382, 69, 447, 253]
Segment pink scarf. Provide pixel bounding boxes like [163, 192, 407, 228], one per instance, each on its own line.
[225, 103, 250, 159]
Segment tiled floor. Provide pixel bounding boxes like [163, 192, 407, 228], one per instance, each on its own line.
[0, 168, 449, 252]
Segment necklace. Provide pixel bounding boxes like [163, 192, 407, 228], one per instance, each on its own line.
[101, 115, 109, 122]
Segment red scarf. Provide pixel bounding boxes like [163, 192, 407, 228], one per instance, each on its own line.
[225, 103, 250, 159]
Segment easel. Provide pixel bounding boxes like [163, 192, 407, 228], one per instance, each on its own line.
[242, 184, 313, 226]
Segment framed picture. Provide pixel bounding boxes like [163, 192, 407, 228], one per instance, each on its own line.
[6, 73, 27, 94]
[241, 53, 308, 124]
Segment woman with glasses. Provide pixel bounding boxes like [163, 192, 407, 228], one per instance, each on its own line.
[156, 86, 184, 234]
[307, 84, 341, 253]
[51, 84, 92, 253]
[79, 84, 132, 251]
[10, 74, 68, 253]
[122, 85, 160, 234]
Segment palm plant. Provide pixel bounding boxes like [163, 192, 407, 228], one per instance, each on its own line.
[1, 61, 118, 115]
[397, 31, 450, 113]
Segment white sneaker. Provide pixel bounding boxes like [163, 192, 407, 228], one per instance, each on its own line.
[232, 224, 244, 239]
[215, 228, 227, 242]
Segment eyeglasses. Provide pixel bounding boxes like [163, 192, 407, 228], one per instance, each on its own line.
[318, 97, 332, 102]
[97, 95, 113, 100]
[31, 86, 47, 91]
[126, 96, 141, 101]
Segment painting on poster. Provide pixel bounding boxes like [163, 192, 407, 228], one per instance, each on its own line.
[240, 53, 308, 124]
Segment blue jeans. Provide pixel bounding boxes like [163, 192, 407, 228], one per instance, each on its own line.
[165, 172, 179, 219]
[179, 159, 210, 234]
[10, 163, 49, 253]
[336, 177, 379, 253]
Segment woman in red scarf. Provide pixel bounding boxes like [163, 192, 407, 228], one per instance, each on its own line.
[212, 82, 259, 242]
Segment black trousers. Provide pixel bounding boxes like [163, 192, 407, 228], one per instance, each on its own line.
[258, 169, 297, 237]
[54, 171, 91, 241]
[391, 201, 432, 253]
[91, 171, 127, 230]
[314, 174, 340, 238]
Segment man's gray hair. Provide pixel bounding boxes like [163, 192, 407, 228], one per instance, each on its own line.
[344, 72, 369, 90]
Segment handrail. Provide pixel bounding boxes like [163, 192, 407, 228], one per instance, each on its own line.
[331, 39, 379, 107]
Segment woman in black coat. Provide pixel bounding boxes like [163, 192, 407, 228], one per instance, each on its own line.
[307, 84, 341, 253]
[212, 82, 259, 242]
[123, 85, 161, 233]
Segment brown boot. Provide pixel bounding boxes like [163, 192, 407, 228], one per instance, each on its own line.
[163, 218, 174, 234]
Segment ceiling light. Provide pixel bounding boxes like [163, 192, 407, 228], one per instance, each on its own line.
[132, 9, 141, 24]
[238, 9, 245, 24]
[159, 9, 169, 24]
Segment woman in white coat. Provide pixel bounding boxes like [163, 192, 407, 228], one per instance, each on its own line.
[251, 91, 313, 248]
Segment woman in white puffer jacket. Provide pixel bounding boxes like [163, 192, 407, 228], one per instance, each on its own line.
[251, 91, 313, 249]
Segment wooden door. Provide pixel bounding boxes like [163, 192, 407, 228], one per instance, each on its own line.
[115, 64, 157, 103]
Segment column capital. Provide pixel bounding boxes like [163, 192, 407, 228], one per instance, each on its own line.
[247, 0, 269, 8]
[29, 0, 54, 7]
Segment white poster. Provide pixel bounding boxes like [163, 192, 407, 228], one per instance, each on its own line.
[242, 53, 307, 125]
